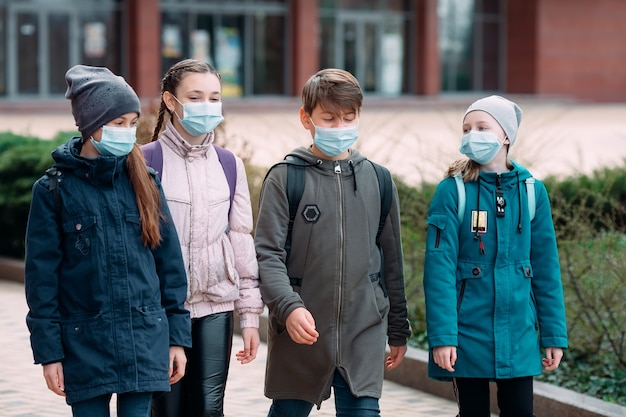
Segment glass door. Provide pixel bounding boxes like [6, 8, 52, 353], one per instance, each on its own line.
[334, 12, 405, 95]
[6, 1, 120, 99]
[337, 16, 380, 93]
[7, 5, 72, 98]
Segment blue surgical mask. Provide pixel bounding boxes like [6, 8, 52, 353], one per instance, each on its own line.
[312, 122, 359, 157]
[459, 131, 504, 165]
[173, 97, 224, 137]
[91, 125, 137, 157]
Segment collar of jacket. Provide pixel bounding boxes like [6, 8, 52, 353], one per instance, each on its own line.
[160, 120, 214, 160]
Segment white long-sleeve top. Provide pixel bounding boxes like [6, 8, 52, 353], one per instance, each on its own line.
[158, 121, 263, 328]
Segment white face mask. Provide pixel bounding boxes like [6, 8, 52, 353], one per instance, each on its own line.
[90, 125, 137, 157]
[459, 131, 504, 165]
[311, 122, 359, 157]
[173, 96, 224, 136]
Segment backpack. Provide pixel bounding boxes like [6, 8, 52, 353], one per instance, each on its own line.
[141, 140, 237, 214]
[282, 155, 393, 282]
[453, 174, 536, 223]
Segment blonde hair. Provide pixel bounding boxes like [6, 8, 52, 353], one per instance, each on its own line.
[445, 158, 513, 182]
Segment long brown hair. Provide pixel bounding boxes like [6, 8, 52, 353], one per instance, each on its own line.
[151, 59, 221, 142]
[127, 144, 162, 248]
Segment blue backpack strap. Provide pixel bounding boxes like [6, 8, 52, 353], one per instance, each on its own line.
[45, 166, 63, 230]
[526, 177, 536, 222]
[454, 174, 465, 224]
[214, 145, 237, 215]
[140, 140, 163, 180]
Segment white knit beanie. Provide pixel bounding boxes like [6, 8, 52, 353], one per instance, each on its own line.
[463, 95, 523, 147]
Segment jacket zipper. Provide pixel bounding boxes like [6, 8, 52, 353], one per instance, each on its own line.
[334, 160, 343, 366]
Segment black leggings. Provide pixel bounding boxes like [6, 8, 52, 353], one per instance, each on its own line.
[152, 311, 234, 417]
[455, 376, 534, 417]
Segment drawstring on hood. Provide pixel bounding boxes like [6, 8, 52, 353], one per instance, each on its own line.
[516, 171, 522, 233]
[349, 159, 357, 194]
[474, 177, 486, 254]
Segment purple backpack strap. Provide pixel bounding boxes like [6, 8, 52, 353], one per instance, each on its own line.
[214, 145, 237, 214]
[140, 140, 163, 180]
[141, 141, 236, 214]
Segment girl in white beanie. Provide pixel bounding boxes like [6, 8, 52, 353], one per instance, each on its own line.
[423, 95, 568, 417]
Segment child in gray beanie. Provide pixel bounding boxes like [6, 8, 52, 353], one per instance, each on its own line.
[24, 65, 192, 416]
[424, 95, 567, 417]
[65, 64, 141, 139]
[463, 94, 523, 147]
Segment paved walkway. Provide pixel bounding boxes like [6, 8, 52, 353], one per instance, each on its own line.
[0, 279, 462, 416]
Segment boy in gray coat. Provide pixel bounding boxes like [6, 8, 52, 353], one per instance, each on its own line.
[254, 68, 411, 416]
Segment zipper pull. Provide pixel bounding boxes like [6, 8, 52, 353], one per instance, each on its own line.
[334, 161, 342, 174]
[496, 174, 506, 217]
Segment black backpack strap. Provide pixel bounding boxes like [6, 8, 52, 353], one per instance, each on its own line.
[285, 155, 306, 258]
[45, 166, 63, 229]
[369, 160, 392, 297]
[370, 161, 392, 245]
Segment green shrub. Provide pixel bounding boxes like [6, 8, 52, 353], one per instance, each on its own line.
[0, 132, 70, 257]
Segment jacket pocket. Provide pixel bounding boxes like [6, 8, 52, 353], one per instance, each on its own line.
[63, 214, 97, 260]
[369, 273, 390, 322]
[426, 213, 449, 251]
[456, 261, 486, 312]
[521, 263, 539, 329]
[133, 305, 170, 375]
[61, 311, 113, 391]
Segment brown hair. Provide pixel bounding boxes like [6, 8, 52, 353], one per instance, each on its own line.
[301, 68, 363, 116]
[150, 59, 221, 142]
[126, 144, 163, 248]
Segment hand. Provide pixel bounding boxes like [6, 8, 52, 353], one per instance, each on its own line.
[42, 362, 65, 397]
[285, 307, 319, 345]
[433, 346, 457, 372]
[236, 327, 260, 364]
[386, 344, 407, 371]
[168, 346, 187, 385]
[542, 347, 563, 371]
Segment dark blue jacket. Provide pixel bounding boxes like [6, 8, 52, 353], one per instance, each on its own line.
[25, 137, 191, 404]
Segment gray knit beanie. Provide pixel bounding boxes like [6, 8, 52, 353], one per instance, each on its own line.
[65, 65, 141, 138]
[463, 95, 523, 147]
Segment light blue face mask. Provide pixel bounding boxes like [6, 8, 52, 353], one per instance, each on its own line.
[91, 125, 137, 157]
[173, 96, 224, 137]
[459, 131, 504, 165]
[312, 122, 359, 157]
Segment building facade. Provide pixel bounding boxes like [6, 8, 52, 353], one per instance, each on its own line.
[0, 0, 624, 105]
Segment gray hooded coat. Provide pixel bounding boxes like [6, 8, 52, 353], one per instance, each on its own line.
[254, 147, 410, 407]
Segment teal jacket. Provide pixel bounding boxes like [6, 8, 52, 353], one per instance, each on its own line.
[423, 161, 567, 381]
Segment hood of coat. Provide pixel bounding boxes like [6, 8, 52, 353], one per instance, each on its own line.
[287, 146, 367, 172]
[477, 160, 532, 189]
[51, 136, 127, 186]
[284, 146, 370, 192]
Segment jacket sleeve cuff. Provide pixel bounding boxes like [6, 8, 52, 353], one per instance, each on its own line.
[427, 335, 458, 348]
[239, 312, 260, 329]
